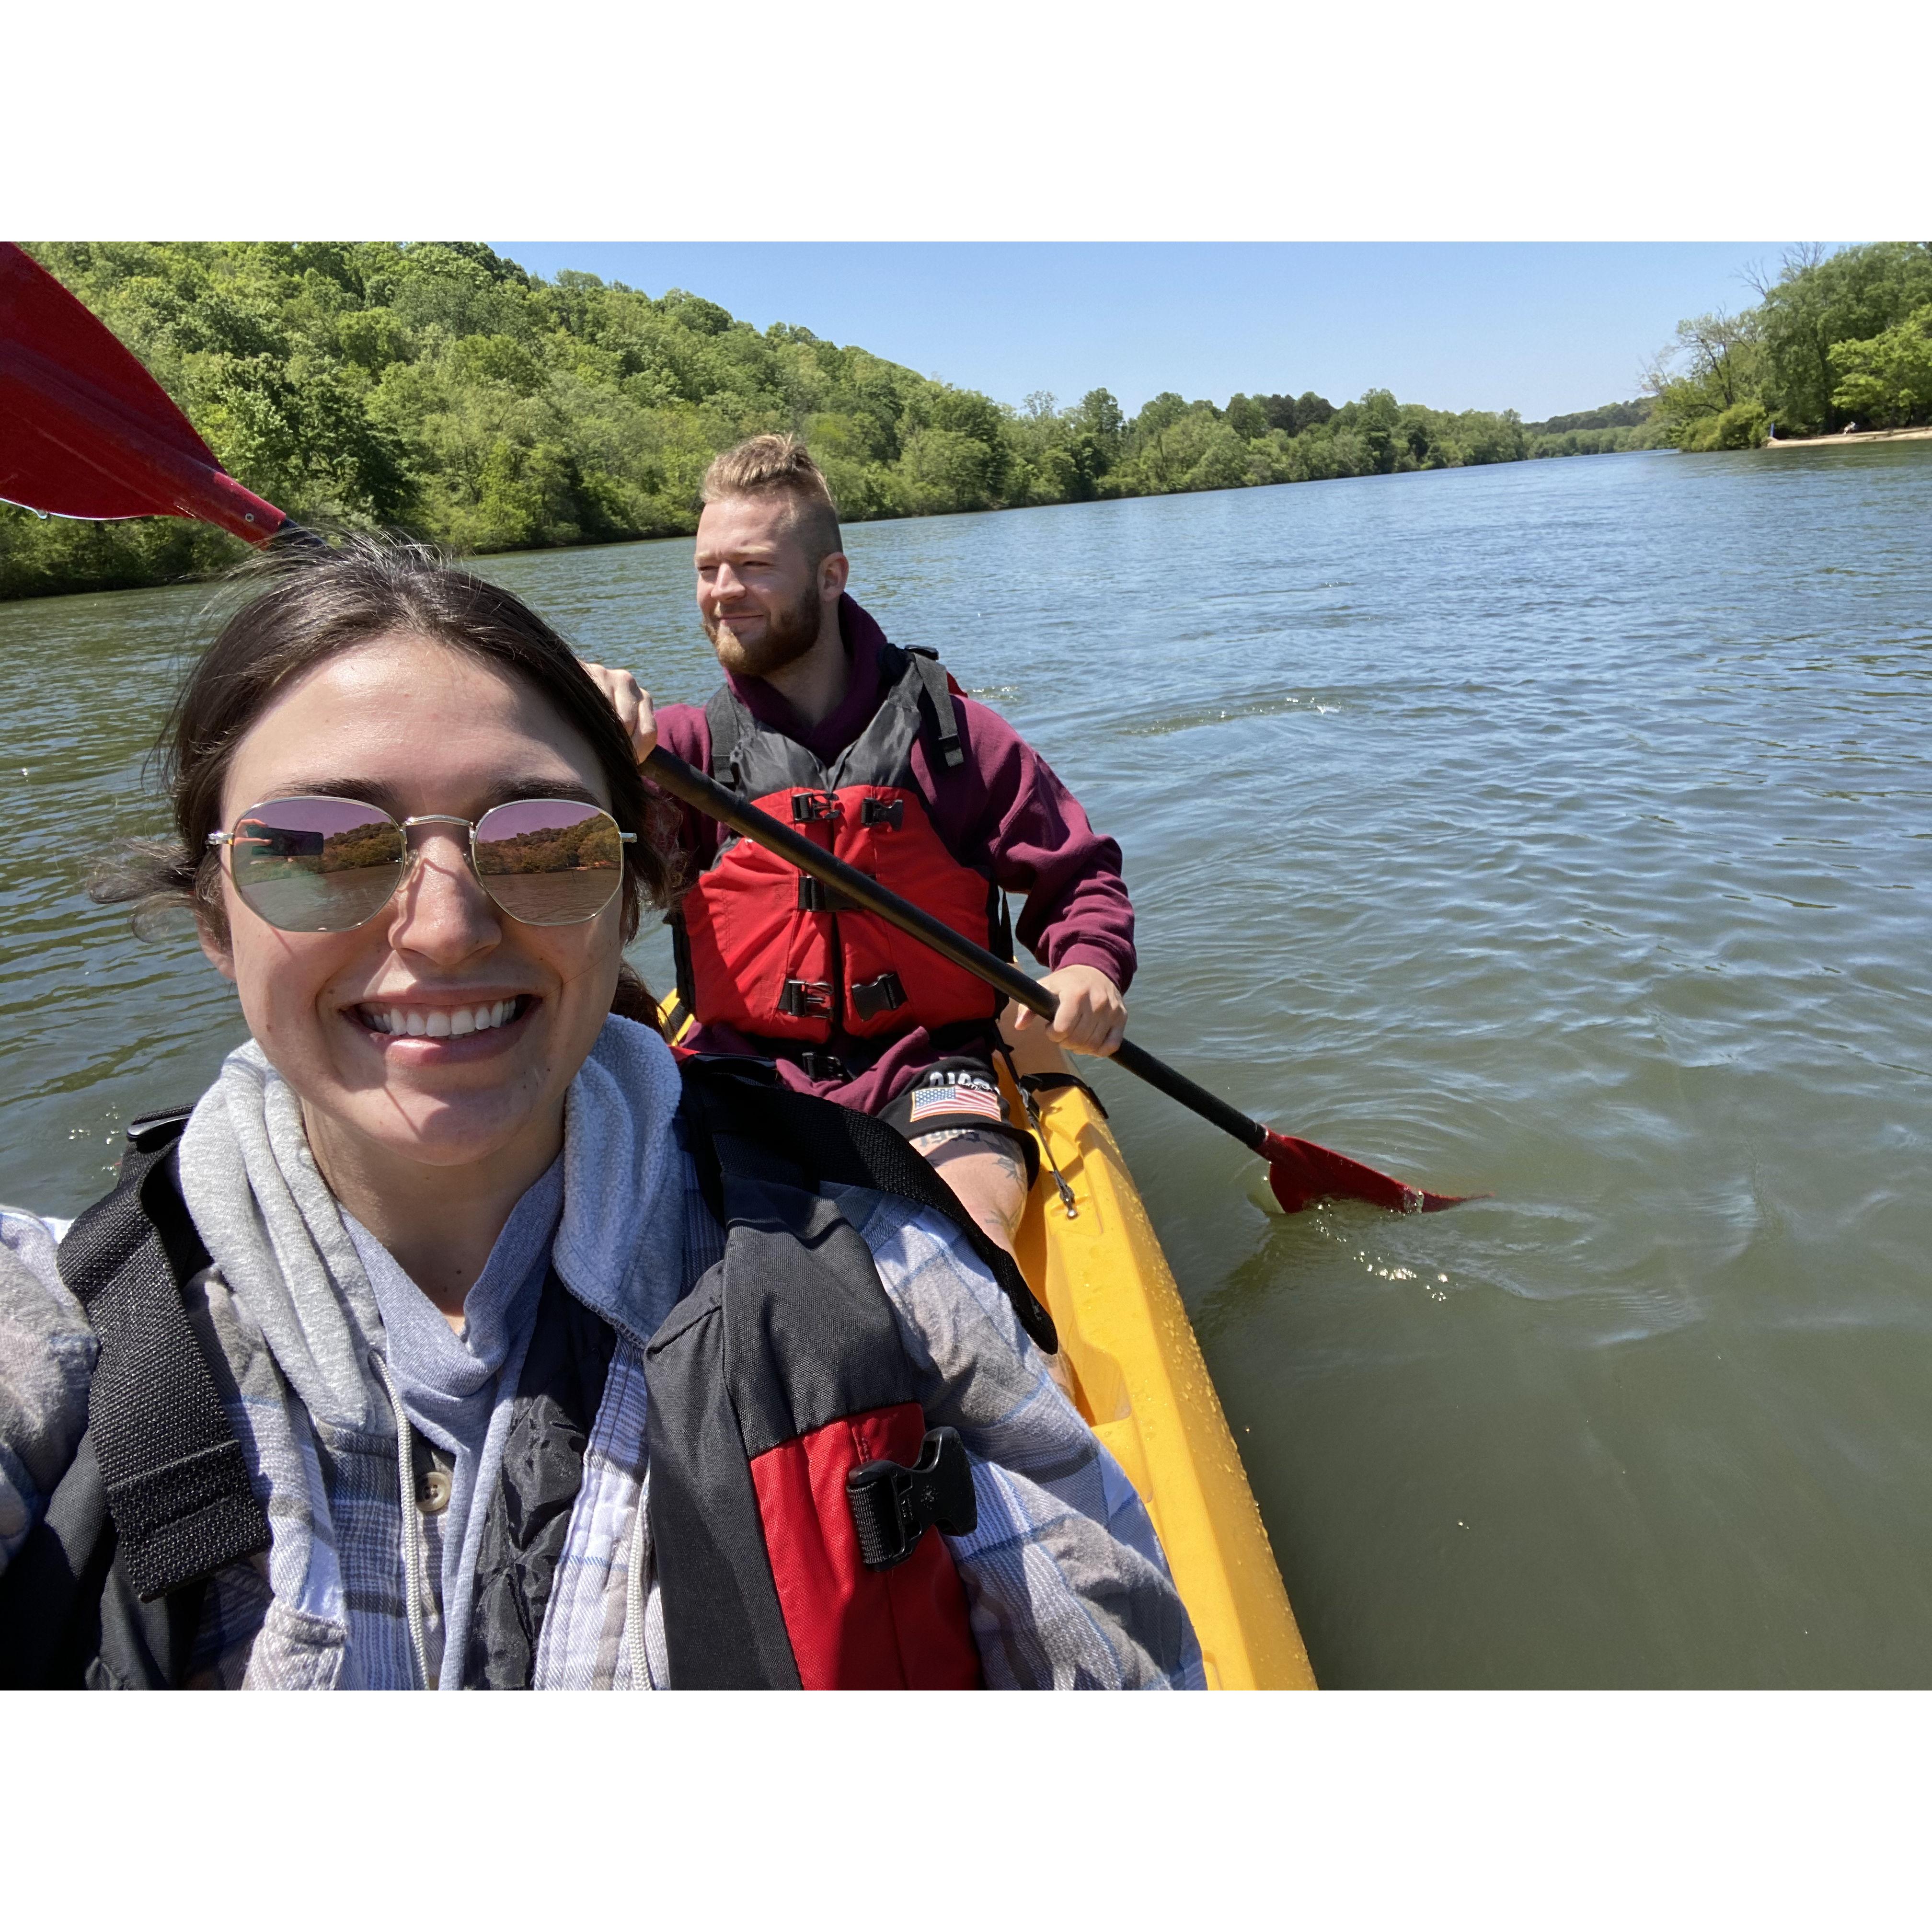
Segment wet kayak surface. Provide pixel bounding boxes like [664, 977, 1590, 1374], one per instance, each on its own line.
[5, 440, 1929, 1685]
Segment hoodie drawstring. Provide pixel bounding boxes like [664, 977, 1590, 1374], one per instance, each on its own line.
[375, 1352, 437, 1690]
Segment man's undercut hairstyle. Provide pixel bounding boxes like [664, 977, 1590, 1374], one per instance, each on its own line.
[701, 434, 843, 572]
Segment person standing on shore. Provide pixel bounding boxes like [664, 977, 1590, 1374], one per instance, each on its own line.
[585, 435, 1135, 1257]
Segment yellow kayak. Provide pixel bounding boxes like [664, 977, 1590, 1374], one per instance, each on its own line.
[661, 1000, 1314, 1688]
[997, 1035, 1316, 1689]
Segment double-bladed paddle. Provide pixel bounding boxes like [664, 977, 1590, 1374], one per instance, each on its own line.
[0, 239, 1469, 1216]
[0, 244, 288, 541]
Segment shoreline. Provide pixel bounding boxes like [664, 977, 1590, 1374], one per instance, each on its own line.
[1763, 426, 1932, 450]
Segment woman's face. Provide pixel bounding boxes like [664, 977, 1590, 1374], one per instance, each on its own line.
[202, 632, 624, 1184]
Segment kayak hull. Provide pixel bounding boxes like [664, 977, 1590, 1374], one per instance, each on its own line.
[1000, 1041, 1315, 1690]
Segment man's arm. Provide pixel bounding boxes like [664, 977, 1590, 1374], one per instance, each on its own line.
[919, 697, 1135, 1055]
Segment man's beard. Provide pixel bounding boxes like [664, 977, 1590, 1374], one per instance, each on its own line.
[702, 585, 824, 678]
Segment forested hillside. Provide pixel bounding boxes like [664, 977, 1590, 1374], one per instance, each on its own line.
[0, 242, 1694, 598]
[1644, 242, 1932, 450]
[1521, 398, 1661, 457]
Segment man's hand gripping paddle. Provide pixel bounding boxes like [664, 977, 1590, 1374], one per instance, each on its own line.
[0, 239, 1471, 1217]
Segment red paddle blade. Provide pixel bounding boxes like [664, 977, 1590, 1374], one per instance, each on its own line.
[1260, 1128, 1472, 1215]
[0, 242, 285, 544]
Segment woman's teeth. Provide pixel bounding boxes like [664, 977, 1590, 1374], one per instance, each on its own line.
[363, 999, 519, 1037]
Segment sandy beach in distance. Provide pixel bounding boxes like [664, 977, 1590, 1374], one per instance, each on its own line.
[1764, 425, 1932, 449]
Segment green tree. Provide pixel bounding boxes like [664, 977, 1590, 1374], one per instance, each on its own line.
[900, 426, 1002, 512]
[1127, 392, 1192, 448]
[1224, 393, 1269, 440]
[1753, 242, 1932, 433]
[1343, 389, 1402, 473]
[1075, 387, 1125, 450]
[1644, 310, 1765, 446]
[1828, 303, 1932, 427]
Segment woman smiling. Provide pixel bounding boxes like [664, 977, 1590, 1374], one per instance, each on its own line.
[0, 540, 1200, 1690]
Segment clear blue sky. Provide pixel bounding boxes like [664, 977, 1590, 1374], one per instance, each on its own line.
[487, 242, 1801, 424]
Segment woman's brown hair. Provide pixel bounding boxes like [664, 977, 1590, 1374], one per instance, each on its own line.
[94, 536, 674, 1024]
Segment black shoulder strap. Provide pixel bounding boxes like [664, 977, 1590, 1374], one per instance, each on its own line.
[679, 1058, 1057, 1354]
[905, 646, 966, 769]
[55, 1117, 272, 1604]
[702, 684, 745, 790]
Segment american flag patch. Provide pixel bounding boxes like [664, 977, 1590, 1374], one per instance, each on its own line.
[908, 1081, 1005, 1126]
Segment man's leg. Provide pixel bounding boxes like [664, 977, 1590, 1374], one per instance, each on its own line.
[877, 1058, 1039, 1258]
[878, 1059, 1081, 1403]
[913, 1125, 1080, 1404]
[907, 1128, 1030, 1256]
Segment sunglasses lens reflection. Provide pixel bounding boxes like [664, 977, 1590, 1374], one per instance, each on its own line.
[473, 800, 625, 925]
[228, 797, 405, 932]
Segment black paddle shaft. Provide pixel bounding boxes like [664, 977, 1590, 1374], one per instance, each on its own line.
[644, 748, 1270, 1155]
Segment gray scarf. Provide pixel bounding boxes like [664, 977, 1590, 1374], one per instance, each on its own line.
[176, 1015, 688, 1683]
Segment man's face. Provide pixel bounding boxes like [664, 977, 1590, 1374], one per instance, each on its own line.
[694, 494, 832, 678]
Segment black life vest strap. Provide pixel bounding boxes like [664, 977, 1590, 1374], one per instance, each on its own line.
[55, 1115, 272, 1603]
[699, 642, 966, 803]
[906, 646, 966, 769]
[702, 684, 748, 793]
[679, 1058, 1058, 1354]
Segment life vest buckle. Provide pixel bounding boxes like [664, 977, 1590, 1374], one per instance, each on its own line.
[859, 796, 904, 830]
[796, 874, 852, 914]
[846, 1426, 978, 1570]
[790, 790, 842, 824]
[778, 978, 836, 1019]
[848, 972, 907, 1022]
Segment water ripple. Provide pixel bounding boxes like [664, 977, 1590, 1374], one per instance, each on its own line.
[6, 445, 1932, 1686]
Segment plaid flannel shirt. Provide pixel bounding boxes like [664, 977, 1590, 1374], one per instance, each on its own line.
[1, 1151, 1203, 1690]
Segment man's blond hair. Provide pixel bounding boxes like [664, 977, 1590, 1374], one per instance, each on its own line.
[700, 434, 842, 568]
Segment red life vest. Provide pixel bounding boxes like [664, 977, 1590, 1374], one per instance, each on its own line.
[676, 646, 1002, 1043]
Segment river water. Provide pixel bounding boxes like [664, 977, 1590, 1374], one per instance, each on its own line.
[4, 443, 1928, 1687]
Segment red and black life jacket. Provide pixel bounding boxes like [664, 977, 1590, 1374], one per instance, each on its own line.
[674, 645, 1004, 1044]
[0, 1059, 1056, 1690]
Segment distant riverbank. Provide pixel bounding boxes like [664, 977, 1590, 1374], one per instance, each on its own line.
[1, 242, 1651, 604]
[1764, 425, 1932, 450]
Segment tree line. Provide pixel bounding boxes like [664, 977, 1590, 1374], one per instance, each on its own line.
[0, 242, 1681, 599]
[1644, 242, 1932, 450]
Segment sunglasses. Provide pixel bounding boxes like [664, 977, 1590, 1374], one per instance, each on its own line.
[209, 794, 636, 933]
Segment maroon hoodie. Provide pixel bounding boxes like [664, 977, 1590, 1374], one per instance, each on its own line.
[655, 593, 1136, 1115]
